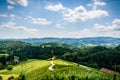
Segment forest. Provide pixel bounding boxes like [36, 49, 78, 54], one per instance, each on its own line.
[0, 41, 120, 73]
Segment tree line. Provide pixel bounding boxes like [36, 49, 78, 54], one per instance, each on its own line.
[0, 41, 120, 72]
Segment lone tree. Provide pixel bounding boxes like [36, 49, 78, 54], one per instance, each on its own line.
[51, 50, 54, 58]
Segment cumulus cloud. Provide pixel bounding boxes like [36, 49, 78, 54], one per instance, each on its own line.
[45, 3, 65, 11]
[7, 5, 14, 10]
[0, 14, 15, 18]
[87, 0, 106, 10]
[64, 19, 120, 38]
[63, 6, 108, 22]
[112, 19, 120, 25]
[0, 22, 38, 33]
[94, 1, 106, 6]
[45, 3, 108, 22]
[69, 29, 96, 38]
[7, 0, 15, 4]
[7, 0, 28, 7]
[0, 14, 8, 17]
[27, 16, 52, 25]
[94, 19, 120, 31]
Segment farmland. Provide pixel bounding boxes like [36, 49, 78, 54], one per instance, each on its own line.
[0, 59, 120, 80]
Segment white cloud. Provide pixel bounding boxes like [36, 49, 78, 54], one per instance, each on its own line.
[45, 3, 65, 11]
[10, 14, 15, 17]
[63, 19, 120, 38]
[0, 14, 15, 18]
[87, 3, 93, 7]
[63, 6, 108, 22]
[27, 16, 52, 25]
[0, 14, 8, 17]
[87, 0, 106, 10]
[7, 0, 28, 7]
[94, 19, 120, 31]
[0, 14, 15, 21]
[69, 29, 96, 38]
[0, 22, 38, 33]
[7, 0, 16, 4]
[94, 24, 112, 31]
[55, 23, 64, 28]
[45, 3, 108, 22]
[94, 1, 106, 6]
[112, 19, 120, 25]
[7, 5, 14, 10]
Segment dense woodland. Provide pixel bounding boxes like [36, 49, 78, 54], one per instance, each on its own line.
[0, 41, 120, 72]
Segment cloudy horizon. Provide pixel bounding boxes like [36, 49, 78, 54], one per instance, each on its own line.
[0, 0, 120, 39]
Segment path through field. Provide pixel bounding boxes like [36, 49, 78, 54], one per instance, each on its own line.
[48, 61, 55, 71]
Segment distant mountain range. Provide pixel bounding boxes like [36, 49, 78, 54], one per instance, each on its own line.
[0, 37, 120, 47]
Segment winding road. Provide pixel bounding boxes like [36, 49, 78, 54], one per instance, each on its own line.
[48, 61, 55, 71]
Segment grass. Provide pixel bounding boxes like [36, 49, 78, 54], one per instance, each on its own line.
[0, 59, 50, 80]
[39, 59, 119, 80]
[0, 59, 120, 80]
[0, 54, 9, 57]
[0, 74, 19, 80]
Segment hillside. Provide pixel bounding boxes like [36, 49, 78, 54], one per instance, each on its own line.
[0, 41, 120, 73]
[0, 59, 119, 80]
[1, 37, 120, 48]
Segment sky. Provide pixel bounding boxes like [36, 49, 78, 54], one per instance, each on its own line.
[0, 0, 120, 39]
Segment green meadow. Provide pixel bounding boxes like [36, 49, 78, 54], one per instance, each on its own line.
[0, 54, 9, 57]
[0, 59, 120, 80]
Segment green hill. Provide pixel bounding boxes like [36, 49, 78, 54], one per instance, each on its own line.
[0, 59, 119, 80]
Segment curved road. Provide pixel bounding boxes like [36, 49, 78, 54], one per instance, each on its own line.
[48, 61, 55, 71]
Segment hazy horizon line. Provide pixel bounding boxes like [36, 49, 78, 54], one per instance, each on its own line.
[0, 36, 120, 39]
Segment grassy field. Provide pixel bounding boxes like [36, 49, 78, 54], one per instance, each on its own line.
[0, 59, 50, 80]
[0, 59, 120, 80]
[0, 54, 9, 57]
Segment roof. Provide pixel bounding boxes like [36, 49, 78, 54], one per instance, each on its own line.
[100, 68, 119, 74]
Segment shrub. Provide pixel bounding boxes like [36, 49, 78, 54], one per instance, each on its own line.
[112, 64, 120, 72]
[0, 76, 3, 80]
[0, 63, 3, 70]
[18, 74, 25, 80]
[7, 65, 13, 71]
[8, 76, 14, 80]
[89, 63, 99, 68]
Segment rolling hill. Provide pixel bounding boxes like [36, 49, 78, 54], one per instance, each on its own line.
[0, 59, 120, 80]
[1, 37, 120, 48]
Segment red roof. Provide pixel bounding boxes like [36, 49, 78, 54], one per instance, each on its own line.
[100, 68, 119, 74]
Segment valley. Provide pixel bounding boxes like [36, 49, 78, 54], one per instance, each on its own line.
[0, 40, 120, 80]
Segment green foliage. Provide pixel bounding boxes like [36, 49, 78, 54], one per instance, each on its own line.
[8, 76, 14, 80]
[0, 55, 7, 65]
[18, 74, 25, 80]
[115, 45, 120, 50]
[0, 54, 9, 57]
[89, 63, 99, 68]
[62, 45, 120, 72]
[37, 64, 114, 80]
[0, 40, 120, 73]
[0, 76, 2, 80]
[0, 41, 31, 61]
[0, 59, 120, 80]
[7, 65, 13, 71]
[0, 63, 3, 70]
[112, 64, 120, 72]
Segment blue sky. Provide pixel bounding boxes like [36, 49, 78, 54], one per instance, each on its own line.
[0, 0, 120, 38]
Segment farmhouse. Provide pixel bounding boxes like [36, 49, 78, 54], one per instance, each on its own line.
[100, 68, 119, 74]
